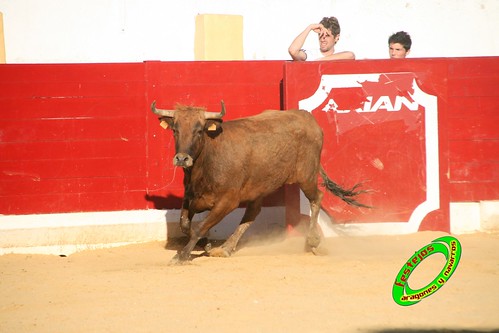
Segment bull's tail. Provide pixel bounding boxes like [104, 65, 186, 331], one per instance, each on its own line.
[319, 166, 371, 208]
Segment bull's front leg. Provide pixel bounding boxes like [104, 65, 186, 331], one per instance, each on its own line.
[179, 199, 193, 236]
[169, 200, 238, 265]
[180, 173, 193, 236]
[170, 205, 199, 265]
[169, 234, 202, 266]
[179, 201, 212, 252]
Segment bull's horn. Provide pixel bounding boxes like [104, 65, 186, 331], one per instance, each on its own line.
[204, 100, 226, 119]
[151, 101, 176, 117]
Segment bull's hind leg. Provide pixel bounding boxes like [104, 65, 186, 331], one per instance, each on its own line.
[209, 198, 262, 258]
[301, 184, 324, 254]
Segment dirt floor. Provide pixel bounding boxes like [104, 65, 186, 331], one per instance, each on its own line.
[1, 230, 498, 333]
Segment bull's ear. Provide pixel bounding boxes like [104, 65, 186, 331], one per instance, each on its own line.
[158, 117, 174, 130]
[205, 120, 223, 136]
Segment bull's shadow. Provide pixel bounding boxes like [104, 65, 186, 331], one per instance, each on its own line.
[144, 193, 182, 210]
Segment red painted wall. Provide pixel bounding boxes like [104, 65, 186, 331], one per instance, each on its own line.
[283, 57, 498, 232]
[0, 61, 284, 215]
[446, 57, 499, 202]
[284, 59, 450, 231]
[1, 63, 148, 214]
[144, 61, 285, 210]
[1, 58, 497, 231]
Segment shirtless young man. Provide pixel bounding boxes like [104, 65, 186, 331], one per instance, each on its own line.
[288, 16, 355, 61]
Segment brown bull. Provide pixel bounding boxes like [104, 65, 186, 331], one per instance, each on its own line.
[151, 101, 367, 265]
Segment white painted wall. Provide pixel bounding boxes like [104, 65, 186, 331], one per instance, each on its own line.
[1, 0, 498, 63]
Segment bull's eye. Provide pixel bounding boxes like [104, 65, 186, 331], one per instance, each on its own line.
[193, 127, 203, 138]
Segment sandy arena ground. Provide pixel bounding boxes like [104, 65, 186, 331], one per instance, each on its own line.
[1, 230, 498, 333]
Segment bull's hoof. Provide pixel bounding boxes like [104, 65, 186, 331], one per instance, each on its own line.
[168, 253, 192, 266]
[196, 237, 210, 250]
[208, 247, 231, 258]
[306, 234, 326, 256]
[306, 234, 321, 249]
[310, 245, 328, 256]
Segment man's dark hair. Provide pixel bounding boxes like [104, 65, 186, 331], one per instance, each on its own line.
[320, 17, 341, 36]
[388, 31, 412, 51]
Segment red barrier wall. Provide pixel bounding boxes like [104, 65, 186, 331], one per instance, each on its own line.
[144, 61, 285, 210]
[283, 57, 498, 232]
[0, 61, 284, 215]
[1, 58, 497, 234]
[1, 63, 147, 214]
[446, 58, 499, 202]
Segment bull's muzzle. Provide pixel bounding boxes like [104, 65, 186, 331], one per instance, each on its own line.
[173, 153, 193, 168]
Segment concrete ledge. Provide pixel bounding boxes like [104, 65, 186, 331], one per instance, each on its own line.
[1, 201, 497, 255]
[479, 200, 499, 232]
[0, 210, 167, 255]
[450, 200, 499, 234]
[0, 207, 286, 256]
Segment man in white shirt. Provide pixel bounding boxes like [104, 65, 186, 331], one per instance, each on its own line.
[288, 16, 355, 61]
